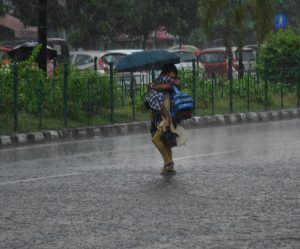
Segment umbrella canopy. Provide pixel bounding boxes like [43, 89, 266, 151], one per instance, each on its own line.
[8, 42, 57, 62]
[115, 50, 180, 72]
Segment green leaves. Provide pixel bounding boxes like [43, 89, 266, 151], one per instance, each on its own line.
[259, 29, 300, 84]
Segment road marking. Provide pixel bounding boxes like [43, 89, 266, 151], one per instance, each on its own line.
[0, 172, 81, 186]
[174, 150, 239, 161]
[0, 135, 138, 153]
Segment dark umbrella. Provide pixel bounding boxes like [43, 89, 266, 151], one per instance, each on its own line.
[8, 42, 57, 62]
[115, 50, 180, 72]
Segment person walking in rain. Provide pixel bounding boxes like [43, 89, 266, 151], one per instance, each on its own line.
[146, 63, 182, 175]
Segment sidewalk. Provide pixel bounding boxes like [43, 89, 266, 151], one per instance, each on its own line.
[0, 108, 299, 149]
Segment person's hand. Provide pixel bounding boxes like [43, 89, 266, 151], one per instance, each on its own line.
[147, 83, 154, 90]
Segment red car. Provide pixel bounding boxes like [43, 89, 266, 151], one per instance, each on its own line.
[195, 48, 238, 79]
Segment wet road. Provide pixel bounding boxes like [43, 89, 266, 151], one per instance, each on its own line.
[0, 120, 299, 249]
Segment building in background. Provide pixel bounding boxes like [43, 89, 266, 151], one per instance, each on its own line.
[0, 14, 37, 41]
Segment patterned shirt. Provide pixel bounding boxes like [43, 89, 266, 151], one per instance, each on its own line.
[146, 74, 178, 111]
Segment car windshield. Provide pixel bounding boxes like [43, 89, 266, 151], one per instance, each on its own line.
[235, 50, 255, 61]
[173, 51, 196, 62]
[242, 51, 255, 61]
[199, 52, 226, 63]
[74, 54, 93, 66]
[103, 53, 127, 65]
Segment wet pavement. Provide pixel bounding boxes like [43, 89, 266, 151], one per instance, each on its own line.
[0, 120, 299, 249]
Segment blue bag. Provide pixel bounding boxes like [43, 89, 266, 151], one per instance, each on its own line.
[171, 86, 195, 121]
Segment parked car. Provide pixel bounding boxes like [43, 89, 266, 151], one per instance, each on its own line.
[70, 51, 100, 71]
[244, 44, 259, 54]
[168, 50, 201, 70]
[47, 38, 70, 63]
[234, 47, 256, 74]
[70, 49, 143, 73]
[196, 48, 237, 78]
[98, 49, 143, 74]
[168, 44, 199, 52]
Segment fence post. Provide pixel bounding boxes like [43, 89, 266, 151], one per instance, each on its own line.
[51, 59, 57, 115]
[13, 63, 18, 132]
[297, 79, 300, 108]
[280, 83, 284, 109]
[256, 52, 260, 85]
[228, 54, 233, 113]
[130, 72, 135, 121]
[38, 79, 44, 129]
[63, 62, 69, 127]
[121, 76, 125, 107]
[0, 75, 2, 111]
[221, 67, 224, 98]
[192, 59, 196, 112]
[109, 62, 114, 122]
[247, 70, 250, 112]
[264, 78, 268, 111]
[212, 70, 215, 115]
[87, 79, 91, 125]
[297, 65, 300, 108]
[151, 70, 155, 82]
[94, 56, 98, 71]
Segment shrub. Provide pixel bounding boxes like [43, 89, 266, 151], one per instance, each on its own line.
[258, 29, 300, 84]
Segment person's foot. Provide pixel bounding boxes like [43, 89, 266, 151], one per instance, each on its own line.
[160, 162, 177, 175]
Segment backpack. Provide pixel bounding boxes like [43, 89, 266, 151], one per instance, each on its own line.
[170, 86, 195, 122]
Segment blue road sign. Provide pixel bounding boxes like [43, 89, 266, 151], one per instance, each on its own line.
[274, 13, 288, 29]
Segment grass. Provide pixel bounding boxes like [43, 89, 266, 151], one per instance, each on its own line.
[1, 91, 298, 136]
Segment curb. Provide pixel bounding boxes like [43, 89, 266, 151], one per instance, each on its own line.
[1, 108, 299, 149]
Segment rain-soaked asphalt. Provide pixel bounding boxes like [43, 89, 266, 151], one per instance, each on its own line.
[0, 120, 299, 249]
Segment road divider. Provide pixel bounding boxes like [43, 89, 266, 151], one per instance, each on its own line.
[0, 108, 299, 149]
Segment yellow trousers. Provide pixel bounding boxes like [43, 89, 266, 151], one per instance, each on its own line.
[151, 94, 175, 166]
[152, 128, 173, 165]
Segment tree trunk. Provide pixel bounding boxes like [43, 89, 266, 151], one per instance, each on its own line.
[142, 33, 148, 49]
[179, 35, 182, 49]
[238, 41, 244, 79]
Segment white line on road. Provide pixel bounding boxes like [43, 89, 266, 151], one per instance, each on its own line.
[0, 172, 81, 186]
[174, 150, 239, 161]
[0, 150, 239, 186]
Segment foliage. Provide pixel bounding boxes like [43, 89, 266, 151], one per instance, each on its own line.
[7, 0, 67, 30]
[0, 51, 113, 120]
[66, 0, 134, 49]
[0, 0, 6, 16]
[248, 0, 276, 44]
[258, 29, 300, 84]
[159, 0, 199, 45]
[4, 0, 300, 49]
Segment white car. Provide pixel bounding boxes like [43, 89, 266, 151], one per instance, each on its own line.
[168, 50, 201, 70]
[70, 49, 143, 74]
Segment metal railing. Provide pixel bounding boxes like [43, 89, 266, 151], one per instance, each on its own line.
[0, 61, 299, 135]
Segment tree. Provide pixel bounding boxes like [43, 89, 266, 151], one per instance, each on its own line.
[66, 0, 134, 49]
[8, 0, 67, 31]
[0, 1, 6, 16]
[248, 0, 276, 46]
[125, 0, 161, 49]
[199, 0, 277, 77]
[159, 0, 199, 47]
